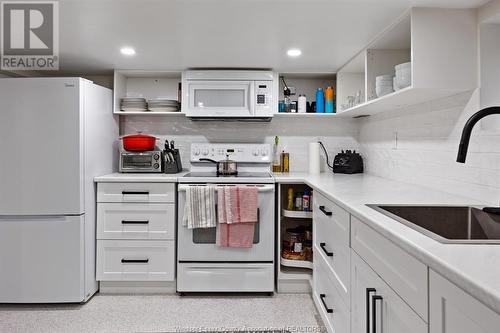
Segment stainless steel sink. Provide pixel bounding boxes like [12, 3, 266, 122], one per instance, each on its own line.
[368, 205, 500, 244]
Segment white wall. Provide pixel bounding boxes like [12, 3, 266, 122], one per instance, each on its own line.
[358, 90, 500, 206]
[121, 116, 360, 173]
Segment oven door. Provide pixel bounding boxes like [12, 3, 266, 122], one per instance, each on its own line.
[185, 81, 254, 117]
[177, 184, 274, 262]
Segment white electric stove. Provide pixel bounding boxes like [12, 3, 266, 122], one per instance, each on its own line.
[177, 143, 275, 294]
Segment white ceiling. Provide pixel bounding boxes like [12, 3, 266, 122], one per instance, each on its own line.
[53, 0, 488, 74]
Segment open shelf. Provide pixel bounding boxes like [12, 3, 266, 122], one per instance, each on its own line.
[281, 257, 313, 269]
[113, 70, 182, 115]
[282, 209, 313, 219]
[335, 8, 477, 118]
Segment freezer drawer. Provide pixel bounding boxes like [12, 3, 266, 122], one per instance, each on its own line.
[97, 203, 175, 240]
[96, 240, 175, 281]
[0, 215, 85, 303]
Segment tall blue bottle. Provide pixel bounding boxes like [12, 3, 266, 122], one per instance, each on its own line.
[316, 88, 325, 113]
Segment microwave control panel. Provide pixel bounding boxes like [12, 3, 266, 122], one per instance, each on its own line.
[254, 81, 273, 116]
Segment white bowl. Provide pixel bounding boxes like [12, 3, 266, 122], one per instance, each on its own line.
[395, 67, 411, 89]
[376, 75, 393, 82]
[376, 85, 394, 97]
[395, 62, 411, 71]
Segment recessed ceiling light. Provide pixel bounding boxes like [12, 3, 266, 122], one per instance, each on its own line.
[120, 47, 136, 56]
[287, 49, 302, 57]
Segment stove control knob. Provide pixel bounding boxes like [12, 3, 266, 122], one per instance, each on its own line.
[202, 149, 209, 156]
[252, 149, 259, 156]
[193, 148, 200, 156]
[260, 148, 268, 157]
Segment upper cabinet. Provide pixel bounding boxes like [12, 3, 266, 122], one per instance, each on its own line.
[336, 8, 477, 118]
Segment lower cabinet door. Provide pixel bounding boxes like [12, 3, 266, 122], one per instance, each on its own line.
[430, 269, 500, 333]
[313, 252, 350, 333]
[351, 250, 427, 333]
[97, 240, 175, 281]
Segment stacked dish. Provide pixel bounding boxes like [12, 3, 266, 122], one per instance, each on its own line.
[375, 75, 394, 98]
[394, 62, 411, 90]
[147, 98, 180, 112]
[121, 97, 147, 112]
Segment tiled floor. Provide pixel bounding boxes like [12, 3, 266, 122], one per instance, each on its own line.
[0, 293, 323, 333]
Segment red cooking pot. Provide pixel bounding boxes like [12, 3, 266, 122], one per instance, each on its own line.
[121, 132, 158, 151]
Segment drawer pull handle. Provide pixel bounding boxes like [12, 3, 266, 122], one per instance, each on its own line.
[366, 288, 376, 333]
[122, 191, 149, 195]
[121, 220, 149, 224]
[121, 258, 149, 264]
[320, 242, 334, 257]
[319, 206, 332, 216]
[319, 294, 334, 313]
[372, 295, 383, 333]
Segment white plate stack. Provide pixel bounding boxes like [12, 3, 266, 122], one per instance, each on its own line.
[375, 75, 394, 98]
[394, 62, 411, 91]
[120, 97, 147, 112]
[147, 98, 180, 112]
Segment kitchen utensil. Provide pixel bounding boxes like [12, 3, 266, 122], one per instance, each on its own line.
[332, 150, 364, 174]
[199, 155, 238, 176]
[122, 132, 158, 151]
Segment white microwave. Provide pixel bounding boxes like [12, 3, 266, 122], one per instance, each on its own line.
[182, 70, 277, 119]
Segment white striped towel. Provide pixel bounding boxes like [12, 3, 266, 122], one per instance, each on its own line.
[182, 185, 217, 229]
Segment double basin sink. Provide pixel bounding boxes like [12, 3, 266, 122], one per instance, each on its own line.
[368, 205, 500, 244]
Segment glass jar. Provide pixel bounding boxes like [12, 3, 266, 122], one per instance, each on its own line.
[282, 227, 305, 260]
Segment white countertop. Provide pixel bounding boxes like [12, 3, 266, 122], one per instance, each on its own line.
[94, 172, 187, 182]
[275, 172, 500, 315]
[94, 171, 500, 314]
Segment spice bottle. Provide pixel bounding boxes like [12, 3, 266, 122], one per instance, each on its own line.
[287, 188, 294, 211]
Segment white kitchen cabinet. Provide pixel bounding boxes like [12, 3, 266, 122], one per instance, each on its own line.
[96, 182, 176, 283]
[351, 216, 428, 321]
[351, 250, 427, 333]
[336, 7, 477, 118]
[313, 191, 350, 305]
[429, 270, 500, 333]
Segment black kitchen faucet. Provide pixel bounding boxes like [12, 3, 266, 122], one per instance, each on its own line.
[456, 106, 500, 215]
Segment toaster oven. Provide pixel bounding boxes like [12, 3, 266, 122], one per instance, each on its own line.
[119, 149, 162, 173]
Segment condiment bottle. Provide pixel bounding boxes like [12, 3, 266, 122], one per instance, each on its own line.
[287, 188, 294, 210]
[272, 136, 281, 172]
[303, 189, 310, 211]
[281, 151, 289, 173]
[298, 95, 307, 113]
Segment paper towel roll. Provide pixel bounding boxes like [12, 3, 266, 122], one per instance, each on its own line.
[309, 142, 321, 174]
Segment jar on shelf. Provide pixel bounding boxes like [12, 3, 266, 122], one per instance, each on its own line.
[282, 227, 306, 260]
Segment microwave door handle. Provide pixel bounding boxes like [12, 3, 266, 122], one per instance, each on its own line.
[249, 81, 255, 116]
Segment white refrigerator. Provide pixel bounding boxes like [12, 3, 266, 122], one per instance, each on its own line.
[0, 77, 118, 303]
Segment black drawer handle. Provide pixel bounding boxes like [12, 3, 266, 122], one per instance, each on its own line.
[121, 220, 149, 224]
[319, 206, 332, 216]
[320, 242, 334, 257]
[366, 288, 376, 333]
[319, 294, 334, 313]
[372, 295, 383, 333]
[121, 258, 149, 264]
[122, 191, 149, 195]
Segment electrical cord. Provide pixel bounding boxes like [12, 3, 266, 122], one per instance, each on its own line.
[281, 76, 291, 96]
[318, 141, 334, 170]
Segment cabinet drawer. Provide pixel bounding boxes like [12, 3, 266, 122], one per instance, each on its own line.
[97, 182, 175, 203]
[313, 191, 350, 247]
[96, 240, 175, 281]
[313, 253, 350, 333]
[314, 242, 350, 306]
[351, 216, 428, 321]
[351, 250, 427, 333]
[97, 203, 175, 240]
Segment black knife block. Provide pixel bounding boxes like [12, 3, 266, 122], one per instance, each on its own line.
[163, 149, 183, 174]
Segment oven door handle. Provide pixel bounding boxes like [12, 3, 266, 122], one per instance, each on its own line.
[178, 185, 274, 193]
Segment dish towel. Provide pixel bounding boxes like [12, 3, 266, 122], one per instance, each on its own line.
[216, 186, 258, 248]
[182, 185, 217, 229]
